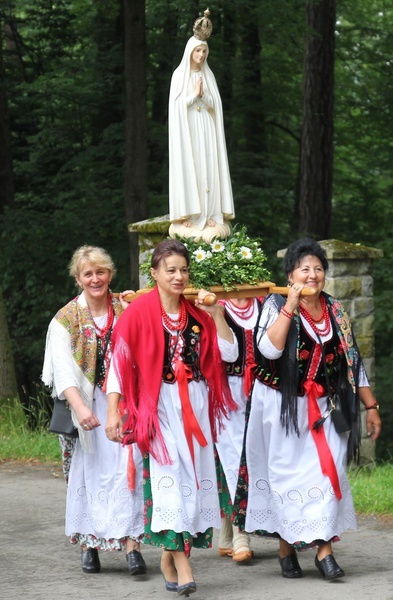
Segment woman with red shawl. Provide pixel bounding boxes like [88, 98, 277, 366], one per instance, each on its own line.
[106, 239, 238, 597]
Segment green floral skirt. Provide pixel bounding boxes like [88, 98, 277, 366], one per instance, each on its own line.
[215, 447, 233, 519]
[143, 454, 213, 557]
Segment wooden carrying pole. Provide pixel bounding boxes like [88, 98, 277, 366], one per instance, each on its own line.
[116, 282, 316, 304]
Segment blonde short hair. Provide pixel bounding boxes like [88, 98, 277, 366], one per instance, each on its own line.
[68, 245, 116, 279]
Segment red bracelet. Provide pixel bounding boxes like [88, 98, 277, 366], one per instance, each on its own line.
[280, 307, 294, 320]
[365, 402, 380, 411]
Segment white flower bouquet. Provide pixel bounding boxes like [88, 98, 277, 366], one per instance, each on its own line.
[142, 224, 271, 291]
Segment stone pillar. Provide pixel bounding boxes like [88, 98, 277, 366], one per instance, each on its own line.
[129, 215, 171, 288]
[278, 239, 383, 464]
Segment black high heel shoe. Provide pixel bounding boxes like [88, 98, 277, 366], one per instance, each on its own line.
[177, 581, 197, 597]
[315, 554, 345, 580]
[160, 568, 178, 593]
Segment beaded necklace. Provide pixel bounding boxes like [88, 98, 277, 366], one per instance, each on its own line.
[161, 297, 188, 331]
[299, 294, 331, 337]
[93, 297, 115, 388]
[227, 298, 254, 320]
[93, 297, 115, 339]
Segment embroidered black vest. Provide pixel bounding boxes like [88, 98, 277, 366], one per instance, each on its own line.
[223, 307, 260, 377]
[162, 313, 204, 384]
[255, 320, 343, 396]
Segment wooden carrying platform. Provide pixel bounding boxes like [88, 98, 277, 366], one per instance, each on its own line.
[118, 282, 315, 303]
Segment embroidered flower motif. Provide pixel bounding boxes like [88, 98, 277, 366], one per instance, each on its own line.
[325, 353, 335, 364]
[239, 466, 248, 478]
[81, 324, 95, 340]
[299, 349, 310, 360]
[189, 326, 201, 364]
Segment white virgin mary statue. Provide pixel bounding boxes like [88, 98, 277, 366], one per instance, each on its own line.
[168, 13, 235, 243]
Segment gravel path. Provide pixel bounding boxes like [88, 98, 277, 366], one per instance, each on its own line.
[1, 460, 392, 600]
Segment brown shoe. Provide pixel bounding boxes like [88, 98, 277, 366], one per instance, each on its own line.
[232, 548, 253, 563]
[218, 547, 233, 557]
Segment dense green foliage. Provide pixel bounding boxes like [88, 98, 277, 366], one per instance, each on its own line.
[0, 1, 392, 458]
[141, 226, 271, 290]
[0, 397, 61, 462]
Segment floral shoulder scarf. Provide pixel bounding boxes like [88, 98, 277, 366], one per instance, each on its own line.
[54, 291, 123, 386]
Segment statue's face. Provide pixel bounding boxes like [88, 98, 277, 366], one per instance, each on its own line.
[191, 45, 207, 68]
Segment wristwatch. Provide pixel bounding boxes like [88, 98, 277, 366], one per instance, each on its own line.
[365, 402, 380, 411]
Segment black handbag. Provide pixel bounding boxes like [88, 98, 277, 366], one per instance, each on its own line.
[329, 393, 351, 434]
[312, 333, 351, 434]
[48, 328, 113, 438]
[49, 398, 79, 437]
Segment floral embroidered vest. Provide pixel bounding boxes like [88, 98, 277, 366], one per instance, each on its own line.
[255, 323, 343, 396]
[162, 313, 204, 384]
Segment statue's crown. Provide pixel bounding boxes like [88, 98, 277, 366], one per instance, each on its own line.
[193, 8, 213, 41]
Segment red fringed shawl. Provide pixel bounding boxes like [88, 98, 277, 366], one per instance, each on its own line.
[111, 287, 237, 464]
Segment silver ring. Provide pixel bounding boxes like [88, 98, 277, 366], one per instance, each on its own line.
[83, 424, 88, 429]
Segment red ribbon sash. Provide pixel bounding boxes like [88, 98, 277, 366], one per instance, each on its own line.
[304, 379, 342, 500]
[175, 359, 208, 488]
[243, 329, 256, 397]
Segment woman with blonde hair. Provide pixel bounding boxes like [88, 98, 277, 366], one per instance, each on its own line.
[42, 245, 146, 576]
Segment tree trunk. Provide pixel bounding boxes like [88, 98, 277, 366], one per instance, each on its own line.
[0, 20, 15, 211]
[0, 19, 18, 402]
[237, 3, 265, 157]
[0, 290, 18, 402]
[123, 0, 149, 289]
[298, 0, 336, 238]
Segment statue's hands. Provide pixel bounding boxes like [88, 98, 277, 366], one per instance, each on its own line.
[195, 76, 203, 98]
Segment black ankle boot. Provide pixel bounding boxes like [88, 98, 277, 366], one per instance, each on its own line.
[81, 548, 101, 573]
[126, 549, 147, 576]
[315, 554, 345, 580]
[278, 552, 303, 578]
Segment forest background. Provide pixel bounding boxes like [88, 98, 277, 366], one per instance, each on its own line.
[0, 1, 392, 460]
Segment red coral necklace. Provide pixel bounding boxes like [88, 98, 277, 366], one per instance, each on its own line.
[227, 298, 254, 320]
[94, 298, 115, 338]
[299, 294, 331, 337]
[161, 297, 188, 331]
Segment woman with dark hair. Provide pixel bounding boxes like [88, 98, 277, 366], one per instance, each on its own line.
[105, 239, 238, 597]
[233, 238, 381, 581]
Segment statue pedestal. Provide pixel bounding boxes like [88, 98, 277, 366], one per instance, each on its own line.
[168, 220, 231, 243]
